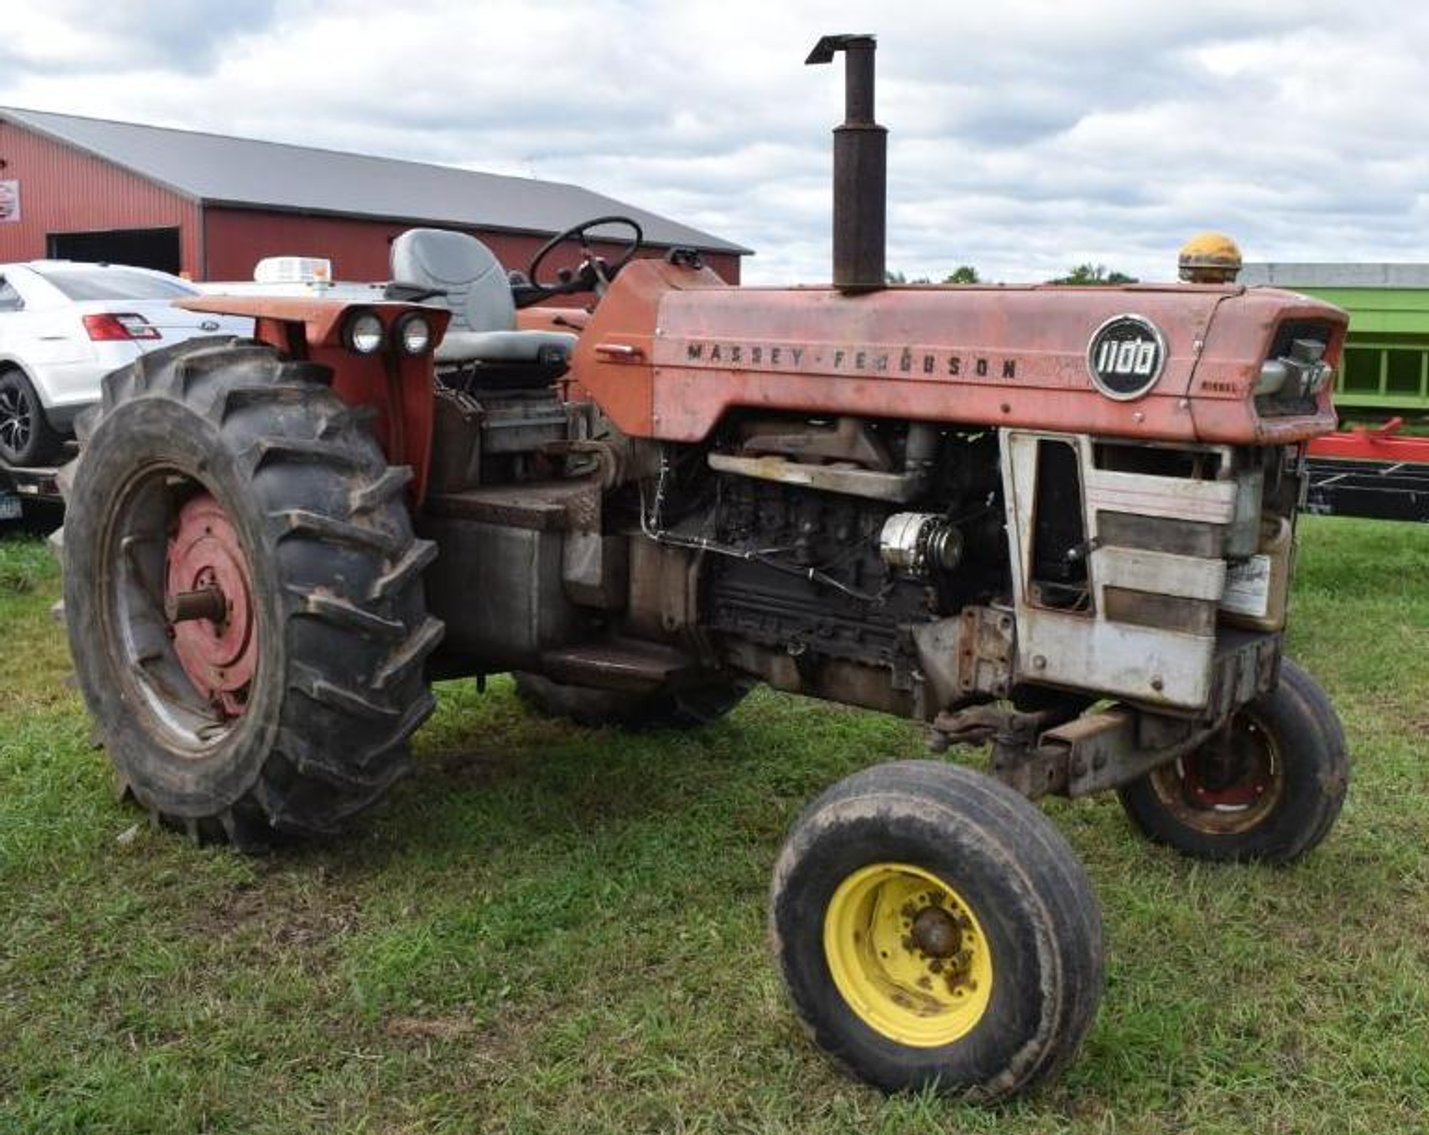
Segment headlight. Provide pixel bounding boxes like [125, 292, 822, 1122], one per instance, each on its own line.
[1254, 360, 1289, 395]
[1288, 338, 1331, 397]
[1302, 360, 1333, 396]
[394, 312, 432, 356]
[1255, 354, 1333, 398]
[342, 309, 384, 354]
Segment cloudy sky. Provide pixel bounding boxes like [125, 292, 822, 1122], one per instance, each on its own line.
[1, 0, 1426, 284]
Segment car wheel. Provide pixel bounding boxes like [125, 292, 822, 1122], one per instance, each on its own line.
[0, 368, 63, 465]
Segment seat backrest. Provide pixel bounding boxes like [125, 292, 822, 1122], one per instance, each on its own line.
[390, 229, 515, 334]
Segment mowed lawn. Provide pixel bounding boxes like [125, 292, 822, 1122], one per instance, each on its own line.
[1, 514, 1427, 1134]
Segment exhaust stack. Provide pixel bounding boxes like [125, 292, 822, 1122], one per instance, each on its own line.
[807, 34, 887, 292]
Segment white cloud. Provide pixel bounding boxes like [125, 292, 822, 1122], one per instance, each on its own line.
[1, 0, 1426, 283]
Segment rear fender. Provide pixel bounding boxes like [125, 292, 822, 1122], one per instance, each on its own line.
[176, 295, 449, 503]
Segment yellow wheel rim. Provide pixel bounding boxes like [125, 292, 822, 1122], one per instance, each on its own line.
[823, 862, 993, 1047]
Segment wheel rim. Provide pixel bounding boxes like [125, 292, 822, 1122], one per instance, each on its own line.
[102, 468, 259, 752]
[0, 381, 33, 454]
[166, 493, 258, 718]
[823, 862, 993, 1047]
[1147, 709, 1284, 834]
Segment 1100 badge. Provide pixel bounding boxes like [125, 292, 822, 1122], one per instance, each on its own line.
[1087, 314, 1167, 400]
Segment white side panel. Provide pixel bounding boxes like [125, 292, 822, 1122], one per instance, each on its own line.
[1001, 430, 1229, 710]
[1085, 467, 1237, 524]
[1090, 546, 1226, 603]
[1016, 611, 1215, 706]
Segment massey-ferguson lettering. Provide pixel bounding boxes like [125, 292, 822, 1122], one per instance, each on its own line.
[55, 35, 1349, 1103]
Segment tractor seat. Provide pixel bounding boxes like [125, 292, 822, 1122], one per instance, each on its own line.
[389, 228, 577, 366]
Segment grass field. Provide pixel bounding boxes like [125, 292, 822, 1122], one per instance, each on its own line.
[2, 514, 1427, 1134]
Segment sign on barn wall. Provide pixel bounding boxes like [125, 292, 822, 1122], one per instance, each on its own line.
[0, 180, 19, 223]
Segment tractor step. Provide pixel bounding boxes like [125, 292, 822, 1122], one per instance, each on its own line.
[539, 640, 698, 693]
[425, 478, 599, 531]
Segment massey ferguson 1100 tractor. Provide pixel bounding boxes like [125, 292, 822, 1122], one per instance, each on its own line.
[56, 37, 1349, 1099]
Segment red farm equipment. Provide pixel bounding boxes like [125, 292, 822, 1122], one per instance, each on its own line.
[54, 36, 1349, 1099]
[1306, 416, 1429, 521]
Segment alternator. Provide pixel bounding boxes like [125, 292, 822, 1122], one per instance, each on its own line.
[879, 512, 963, 576]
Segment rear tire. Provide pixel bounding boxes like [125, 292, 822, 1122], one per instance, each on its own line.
[0, 367, 63, 465]
[512, 671, 749, 729]
[770, 760, 1104, 1100]
[1116, 659, 1348, 863]
[61, 338, 442, 846]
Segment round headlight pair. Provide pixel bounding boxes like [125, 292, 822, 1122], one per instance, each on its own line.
[341, 310, 434, 356]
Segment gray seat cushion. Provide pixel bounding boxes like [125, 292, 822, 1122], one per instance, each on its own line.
[391, 228, 575, 365]
[434, 328, 577, 364]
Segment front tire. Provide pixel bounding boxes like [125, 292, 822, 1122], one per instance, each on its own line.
[770, 760, 1104, 1100]
[1116, 659, 1348, 863]
[61, 338, 443, 846]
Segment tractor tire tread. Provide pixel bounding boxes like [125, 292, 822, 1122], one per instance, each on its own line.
[289, 665, 403, 721]
[374, 616, 445, 691]
[219, 383, 328, 421]
[351, 466, 415, 513]
[275, 509, 405, 555]
[317, 404, 378, 439]
[253, 437, 369, 472]
[369, 539, 439, 602]
[293, 589, 408, 640]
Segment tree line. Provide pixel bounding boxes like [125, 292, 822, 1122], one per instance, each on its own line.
[886, 264, 1138, 285]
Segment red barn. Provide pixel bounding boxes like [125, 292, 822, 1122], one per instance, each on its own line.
[0, 107, 749, 284]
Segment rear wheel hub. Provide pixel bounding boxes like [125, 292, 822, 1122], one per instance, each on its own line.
[165, 493, 257, 718]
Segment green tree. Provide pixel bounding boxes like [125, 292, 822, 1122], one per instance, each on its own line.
[887, 267, 981, 285]
[1050, 263, 1138, 285]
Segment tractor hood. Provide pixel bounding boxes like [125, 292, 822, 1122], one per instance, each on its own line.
[573, 258, 1348, 447]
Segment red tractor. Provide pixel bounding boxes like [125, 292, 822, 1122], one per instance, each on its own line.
[56, 37, 1348, 1100]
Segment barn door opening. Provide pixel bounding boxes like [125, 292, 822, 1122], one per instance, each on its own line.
[46, 227, 181, 274]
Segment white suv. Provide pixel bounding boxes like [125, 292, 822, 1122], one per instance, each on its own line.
[0, 262, 251, 465]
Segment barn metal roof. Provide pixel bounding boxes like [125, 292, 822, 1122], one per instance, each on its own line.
[0, 106, 751, 256]
[1242, 263, 1429, 288]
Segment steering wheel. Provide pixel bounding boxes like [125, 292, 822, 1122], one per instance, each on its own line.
[525, 215, 644, 297]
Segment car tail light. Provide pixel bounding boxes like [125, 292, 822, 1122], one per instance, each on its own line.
[83, 313, 162, 341]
